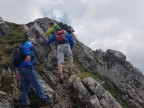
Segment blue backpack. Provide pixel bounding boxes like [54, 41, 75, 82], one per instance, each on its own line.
[11, 43, 26, 67]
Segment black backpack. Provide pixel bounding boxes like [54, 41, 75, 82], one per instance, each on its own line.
[11, 43, 26, 67]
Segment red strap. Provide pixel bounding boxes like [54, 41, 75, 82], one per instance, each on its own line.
[57, 30, 65, 35]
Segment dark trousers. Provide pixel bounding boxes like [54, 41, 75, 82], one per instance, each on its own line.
[19, 66, 47, 106]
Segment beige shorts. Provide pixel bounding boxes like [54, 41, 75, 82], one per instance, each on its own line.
[57, 44, 73, 64]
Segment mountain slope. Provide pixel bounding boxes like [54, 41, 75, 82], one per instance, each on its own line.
[0, 17, 144, 108]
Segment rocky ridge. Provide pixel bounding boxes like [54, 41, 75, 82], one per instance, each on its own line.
[0, 17, 144, 108]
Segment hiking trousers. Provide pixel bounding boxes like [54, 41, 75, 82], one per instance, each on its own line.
[19, 66, 47, 106]
[57, 44, 73, 64]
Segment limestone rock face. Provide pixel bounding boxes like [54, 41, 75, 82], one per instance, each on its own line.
[73, 42, 144, 108]
[72, 77, 122, 108]
[1, 17, 144, 108]
[0, 91, 12, 108]
[0, 17, 11, 36]
[27, 17, 53, 32]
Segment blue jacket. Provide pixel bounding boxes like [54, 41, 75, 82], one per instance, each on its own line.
[47, 33, 74, 49]
[19, 41, 35, 68]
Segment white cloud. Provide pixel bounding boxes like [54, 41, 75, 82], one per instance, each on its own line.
[0, 0, 144, 74]
[0, 0, 44, 23]
[51, 9, 63, 20]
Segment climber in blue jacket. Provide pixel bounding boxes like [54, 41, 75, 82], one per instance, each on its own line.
[47, 30, 74, 84]
[18, 37, 48, 107]
[47, 31, 74, 49]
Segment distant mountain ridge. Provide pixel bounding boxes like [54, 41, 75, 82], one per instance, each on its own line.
[0, 17, 144, 108]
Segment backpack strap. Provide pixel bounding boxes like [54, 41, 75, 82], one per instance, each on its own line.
[57, 30, 66, 35]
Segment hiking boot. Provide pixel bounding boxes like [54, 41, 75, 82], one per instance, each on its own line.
[59, 79, 64, 84]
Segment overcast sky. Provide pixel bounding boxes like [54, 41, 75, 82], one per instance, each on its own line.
[0, 0, 144, 74]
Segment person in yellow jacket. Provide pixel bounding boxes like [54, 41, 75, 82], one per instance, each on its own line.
[45, 22, 61, 38]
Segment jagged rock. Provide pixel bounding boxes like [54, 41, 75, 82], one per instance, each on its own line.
[0, 91, 7, 97]
[31, 74, 55, 104]
[84, 77, 122, 108]
[73, 77, 91, 107]
[73, 77, 122, 108]
[0, 100, 11, 108]
[90, 95, 102, 108]
[11, 82, 21, 101]
[105, 49, 126, 64]
[83, 77, 105, 99]
[0, 91, 12, 108]
[0, 17, 11, 36]
[74, 40, 144, 108]
[99, 91, 122, 108]
[1, 17, 144, 108]
[73, 43, 98, 73]
[73, 77, 91, 100]
[34, 17, 52, 32]
[27, 22, 45, 38]
[22, 24, 29, 32]
[95, 49, 106, 61]
[26, 17, 52, 32]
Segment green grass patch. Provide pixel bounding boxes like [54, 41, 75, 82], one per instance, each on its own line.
[0, 51, 3, 56]
[0, 23, 27, 68]
[77, 72, 103, 82]
[73, 56, 103, 82]
[0, 56, 10, 68]
[73, 57, 87, 72]
[3, 45, 14, 54]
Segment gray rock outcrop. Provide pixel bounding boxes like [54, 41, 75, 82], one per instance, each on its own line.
[74, 42, 144, 108]
[0, 91, 12, 108]
[72, 76, 122, 108]
[0, 17, 11, 36]
[1, 17, 144, 108]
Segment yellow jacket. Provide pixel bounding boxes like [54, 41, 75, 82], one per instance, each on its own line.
[45, 24, 61, 37]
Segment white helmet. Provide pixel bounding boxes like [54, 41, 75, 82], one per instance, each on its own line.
[28, 37, 36, 44]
